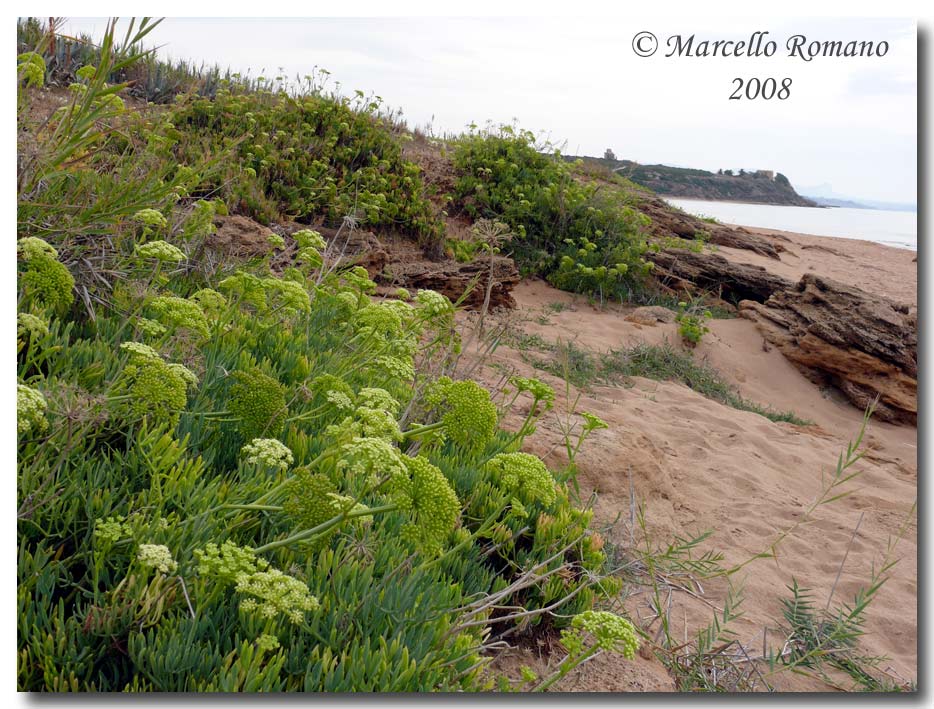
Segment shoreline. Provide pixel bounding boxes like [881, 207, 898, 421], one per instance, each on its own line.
[728, 221, 916, 252]
[662, 194, 820, 209]
[665, 197, 917, 252]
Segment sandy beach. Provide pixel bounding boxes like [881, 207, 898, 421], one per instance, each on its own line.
[468, 227, 917, 691]
[723, 226, 917, 307]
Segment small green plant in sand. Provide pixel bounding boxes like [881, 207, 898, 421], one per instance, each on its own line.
[675, 300, 712, 347]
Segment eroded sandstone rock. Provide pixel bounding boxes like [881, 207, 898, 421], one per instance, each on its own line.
[649, 249, 794, 303]
[625, 306, 677, 325]
[380, 255, 520, 309]
[639, 196, 783, 258]
[739, 274, 917, 424]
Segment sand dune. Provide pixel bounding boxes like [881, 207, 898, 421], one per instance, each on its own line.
[463, 232, 917, 691]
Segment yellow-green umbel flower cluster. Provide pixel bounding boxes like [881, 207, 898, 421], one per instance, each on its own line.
[266, 233, 285, 250]
[283, 469, 342, 550]
[134, 240, 186, 263]
[189, 288, 227, 318]
[428, 377, 498, 450]
[262, 277, 310, 315]
[17, 384, 48, 437]
[415, 289, 454, 318]
[581, 412, 609, 432]
[327, 387, 403, 443]
[218, 271, 268, 310]
[255, 634, 280, 652]
[17, 237, 58, 260]
[337, 436, 407, 490]
[342, 266, 377, 295]
[167, 362, 199, 389]
[395, 455, 460, 557]
[136, 317, 167, 339]
[132, 208, 168, 231]
[195, 541, 268, 584]
[333, 291, 361, 318]
[17, 313, 49, 342]
[241, 438, 294, 471]
[17, 237, 74, 312]
[94, 515, 133, 544]
[227, 367, 288, 440]
[137, 544, 178, 575]
[115, 342, 194, 429]
[308, 374, 355, 415]
[356, 388, 401, 416]
[353, 302, 404, 339]
[561, 610, 639, 659]
[75, 65, 96, 82]
[147, 296, 210, 338]
[17, 52, 45, 88]
[381, 298, 416, 322]
[509, 376, 556, 409]
[236, 568, 319, 625]
[375, 355, 415, 382]
[329, 406, 401, 443]
[283, 267, 305, 284]
[293, 229, 326, 251]
[484, 452, 557, 508]
[325, 390, 354, 413]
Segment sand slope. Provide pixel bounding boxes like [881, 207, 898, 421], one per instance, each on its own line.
[463, 240, 917, 691]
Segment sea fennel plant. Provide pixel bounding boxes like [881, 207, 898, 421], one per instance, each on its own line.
[17, 23, 638, 692]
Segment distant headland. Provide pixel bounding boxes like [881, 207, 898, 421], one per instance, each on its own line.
[568, 152, 817, 207]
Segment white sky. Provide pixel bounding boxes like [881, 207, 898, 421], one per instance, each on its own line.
[59, 16, 917, 203]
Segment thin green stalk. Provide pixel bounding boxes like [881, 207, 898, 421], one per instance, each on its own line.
[253, 503, 398, 554]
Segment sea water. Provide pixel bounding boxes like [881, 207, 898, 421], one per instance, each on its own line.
[667, 198, 917, 251]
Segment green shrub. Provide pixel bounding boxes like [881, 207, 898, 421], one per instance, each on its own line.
[168, 87, 443, 251]
[451, 124, 654, 298]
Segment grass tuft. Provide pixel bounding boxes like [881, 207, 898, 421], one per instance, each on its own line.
[529, 340, 811, 426]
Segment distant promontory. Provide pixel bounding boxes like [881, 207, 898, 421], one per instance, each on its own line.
[570, 154, 818, 207]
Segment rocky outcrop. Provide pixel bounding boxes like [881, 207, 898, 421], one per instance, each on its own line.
[208, 214, 277, 259]
[739, 274, 917, 424]
[649, 249, 794, 303]
[315, 226, 390, 277]
[639, 196, 783, 258]
[329, 227, 520, 309]
[380, 254, 520, 309]
[625, 306, 677, 325]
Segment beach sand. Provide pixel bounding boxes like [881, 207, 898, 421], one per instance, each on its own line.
[723, 226, 917, 307]
[465, 228, 917, 691]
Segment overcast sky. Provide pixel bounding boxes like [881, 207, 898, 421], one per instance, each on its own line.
[59, 17, 917, 203]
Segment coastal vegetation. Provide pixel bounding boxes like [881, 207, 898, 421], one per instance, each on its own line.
[674, 301, 712, 346]
[16, 20, 638, 692]
[16, 18, 913, 694]
[451, 124, 656, 299]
